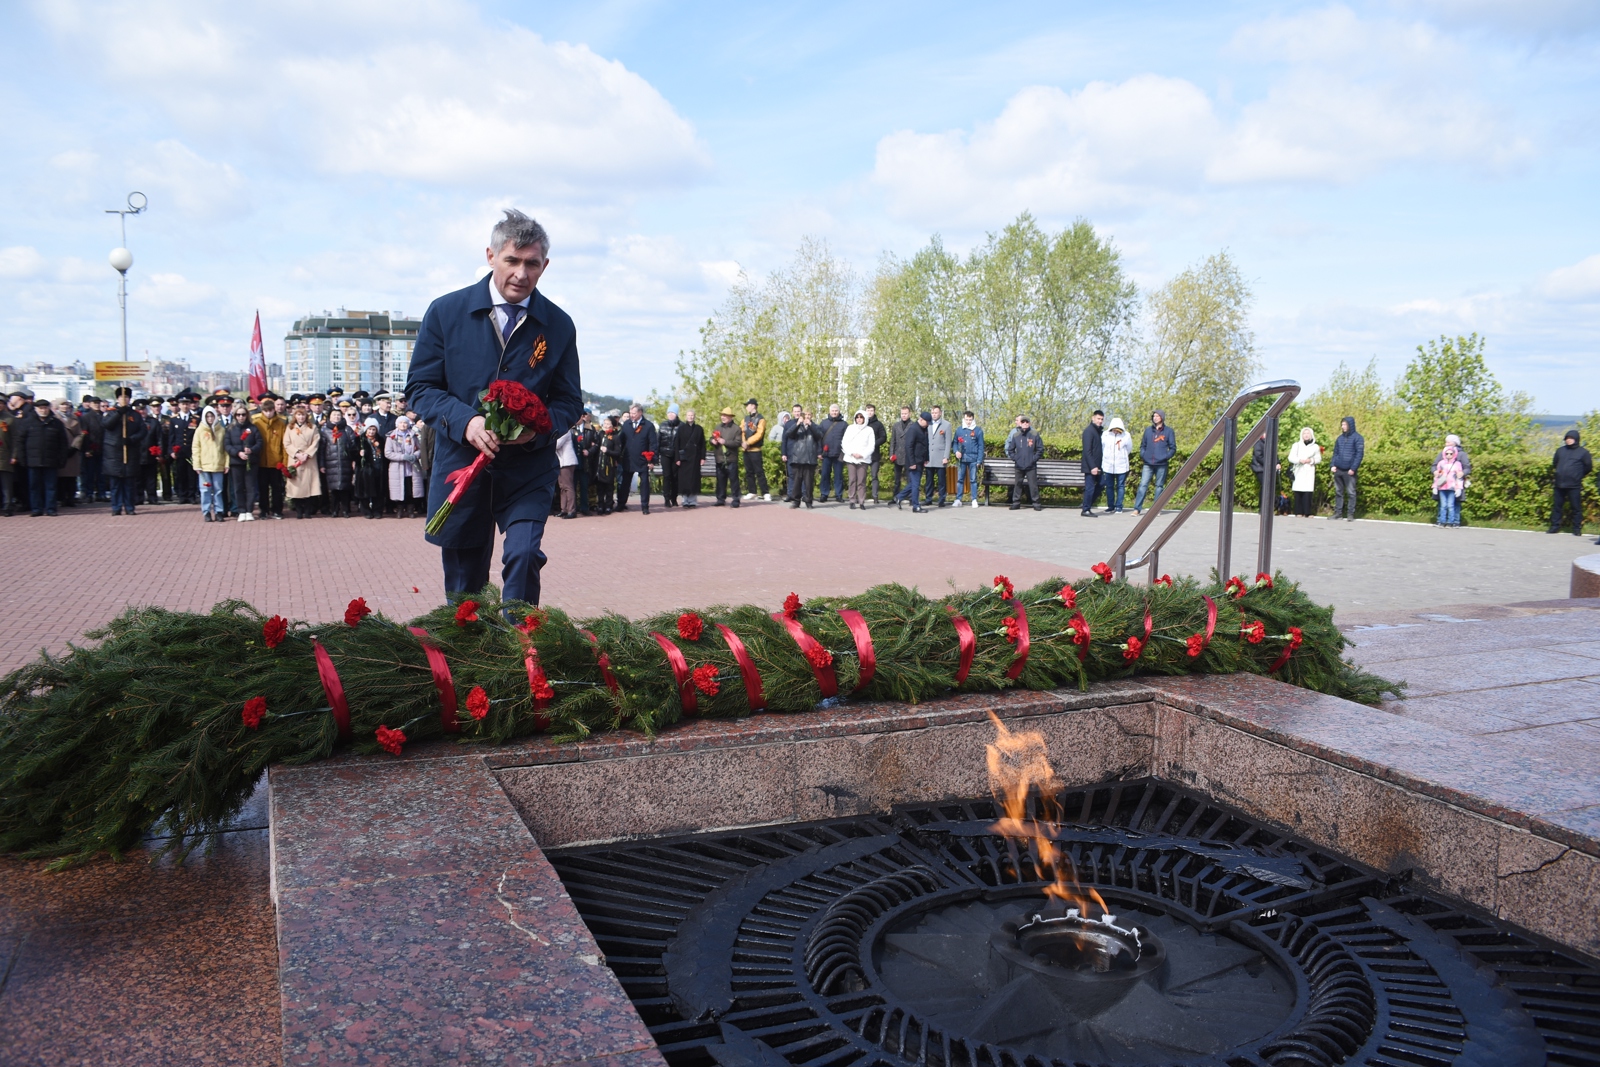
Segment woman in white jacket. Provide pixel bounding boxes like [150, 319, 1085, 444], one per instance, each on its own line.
[1100, 417, 1132, 514]
[1287, 427, 1321, 517]
[842, 411, 876, 510]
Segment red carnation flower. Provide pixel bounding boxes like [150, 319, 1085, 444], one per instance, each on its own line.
[521, 612, 543, 635]
[1153, 574, 1174, 588]
[691, 663, 720, 696]
[993, 575, 1015, 599]
[1003, 616, 1021, 645]
[1224, 576, 1249, 599]
[531, 668, 555, 704]
[1288, 626, 1304, 650]
[1255, 572, 1274, 590]
[1121, 636, 1143, 662]
[344, 597, 372, 627]
[1241, 620, 1266, 645]
[1091, 562, 1113, 583]
[375, 725, 407, 755]
[148, 445, 161, 456]
[454, 600, 479, 626]
[1058, 585, 1077, 608]
[262, 615, 289, 649]
[466, 686, 490, 720]
[241, 696, 267, 729]
[804, 644, 834, 669]
[1071, 616, 1091, 647]
[677, 612, 704, 642]
[1185, 633, 1206, 657]
[411, 585, 420, 593]
[782, 592, 802, 619]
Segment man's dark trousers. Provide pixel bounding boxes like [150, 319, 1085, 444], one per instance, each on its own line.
[442, 517, 549, 603]
[921, 464, 946, 506]
[1333, 471, 1357, 518]
[818, 455, 842, 501]
[80, 454, 102, 501]
[1012, 467, 1039, 507]
[743, 451, 767, 496]
[258, 467, 285, 516]
[618, 464, 650, 512]
[660, 462, 678, 506]
[1551, 487, 1584, 534]
[1081, 472, 1102, 514]
[575, 462, 591, 514]
[868, 456, 882, 501]
[716, 461, 740, 504]
[28, 467, 58, 514]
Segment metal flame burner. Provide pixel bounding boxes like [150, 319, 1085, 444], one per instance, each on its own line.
[988, 911, 1165, 1019]
[550, 778, 1599, 1067]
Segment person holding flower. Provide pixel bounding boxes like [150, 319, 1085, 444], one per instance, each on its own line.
[406, 209, 583, 604]
[283, 407, 321, 519]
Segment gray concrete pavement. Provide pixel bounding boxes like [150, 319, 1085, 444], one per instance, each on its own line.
[819, 499, 1598, 616]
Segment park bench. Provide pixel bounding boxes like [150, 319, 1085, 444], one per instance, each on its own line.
[646, 457, 721, 490]
[980, 457, 1085, 505]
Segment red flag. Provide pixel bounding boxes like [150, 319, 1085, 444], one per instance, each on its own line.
[248, 311, 267, 400]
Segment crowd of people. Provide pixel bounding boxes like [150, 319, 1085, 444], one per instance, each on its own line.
[2, 387, 1593, 540]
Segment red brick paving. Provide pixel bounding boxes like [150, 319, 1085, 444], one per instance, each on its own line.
[1, 501, 1081, 674]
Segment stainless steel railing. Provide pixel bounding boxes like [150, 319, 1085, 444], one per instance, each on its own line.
[1109, 380, 1301, 583]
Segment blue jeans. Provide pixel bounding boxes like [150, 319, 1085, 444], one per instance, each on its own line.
[1105, 472, 1127, 512]
[199, 471, 226, 515]
[1081, 471, 1101, 513]
[819, 455, 845, 500]
[28, 467, 58, 514]
[894, 465, 922, 508]
[1435, 490, 1457, 525]
[111, 476, 137, 513]
[957, 460, 981, 502]
[1135, 463, 1168, 511]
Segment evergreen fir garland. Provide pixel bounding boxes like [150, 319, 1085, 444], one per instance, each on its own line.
[0, 568, 1400, 866]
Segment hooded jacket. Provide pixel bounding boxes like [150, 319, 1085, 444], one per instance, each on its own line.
[1101, 418, 1132, 475]
[1330, 416, 1365, 472]
[842, 414, 875, 463]
[1553, 431, 1594, 489]
[1140, 413, 1176, 466]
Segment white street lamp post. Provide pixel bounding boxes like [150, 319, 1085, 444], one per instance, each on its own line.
[105, 192, 147, 364]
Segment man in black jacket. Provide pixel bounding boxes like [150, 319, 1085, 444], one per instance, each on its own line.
[574, 411, 598, 515]
[889, 406, 913, 502]
[818, 404, 847, 503]
[78, 396, 106, 502]
[677, 408, 706, 508]
[13, 398, 71, 516]
[865, 404, 886, 504]
[784, 410, 822, 508]
[101, 387, 147, 516]
[1080, 410, 1105, 516]
[658, 406, 683, 507]
[1010, 416, 1043, 511]
[893, 412, 930, 512]
[1549, 430, 1593, 536]
[618, 403, 658, 515]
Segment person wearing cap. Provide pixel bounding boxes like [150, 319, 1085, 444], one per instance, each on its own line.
[892, 411, 929, 512]
[13, 398, 71, 515]
[1080, 409, 1105, 516]
[1008, 416, 1044, 511]
[406, 208, 584, 603]
[78, 395, 107, 503]
[102, 386, 148, 515]
[0, 391, 28, 515]
[658, 405, 683, 507]
[710, 407, 742, 506]
[53, 399, 84, 507]
[372, 392, 397, 439]
[677, 408, 705, 508]
[252, 395, 288, 519]
[741, 399, 769, 501]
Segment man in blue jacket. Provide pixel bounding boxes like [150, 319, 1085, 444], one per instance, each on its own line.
[1328, 416, 1365, 521]
[1135, 410, 1176, 515]
[618, 403, 658, 515]
[407, 209, 584, 605]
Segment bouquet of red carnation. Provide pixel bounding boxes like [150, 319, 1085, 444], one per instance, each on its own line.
[425, 380, 553, 536]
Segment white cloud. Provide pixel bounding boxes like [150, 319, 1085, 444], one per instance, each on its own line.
[127, 140, 249, 220]
[1539, 254, 1600, 302]
[0, 247, 46, 280]
[138, 272, 221, 309]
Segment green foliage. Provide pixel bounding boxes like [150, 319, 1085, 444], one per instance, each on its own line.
[1, 574, 1400, 865]
[1303, 359, 1396, 449]
[1390, 334, 1537, 454]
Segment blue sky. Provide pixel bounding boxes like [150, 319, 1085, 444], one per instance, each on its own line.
[2, 0, 1598, 411]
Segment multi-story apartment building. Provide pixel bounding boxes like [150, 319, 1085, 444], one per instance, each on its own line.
[283, 310, 419, 396]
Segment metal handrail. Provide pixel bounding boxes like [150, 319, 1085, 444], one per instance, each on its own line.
[1110, 380, 1300, 583]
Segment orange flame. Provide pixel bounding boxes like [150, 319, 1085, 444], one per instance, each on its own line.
[985, 712, 1107, 917]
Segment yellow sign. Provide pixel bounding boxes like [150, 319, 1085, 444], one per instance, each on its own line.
[94, 361, 149, 381]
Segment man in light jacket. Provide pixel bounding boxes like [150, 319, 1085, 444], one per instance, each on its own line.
[924, 405, 952, 507]
[1328, 416, 1365, 521]
[1135, 410, 1176, 515]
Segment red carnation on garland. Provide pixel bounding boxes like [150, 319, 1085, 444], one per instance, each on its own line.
[804, 644, 834, 669]
[454, 600, 479, 626]
[1091, 562, 1114, 583]
[1002, 616, 1021, 645]
[782, 592, 802, 619]
[993, 575, 1014, 599]
[1185, 633, 1207, 658]
[241, 696, 267, 729]
[520, 612, 543, 635]
[1241, 620, 1266, 645]
[1255, 572, 1274, 590]
[1224, 576, 1249, 599]
[1070, 614, 1091, 648]
[1153, 574, 1174, 588]
[1287, 626, 1304, 650]
[466, 686, 490, 720]
[375, 725, 407, 755]
[344, 597, 372, 627]
[1058, 585, 1077, 608]
[691, 663, 720, 695]
[677, 612, 704, 641]
[1121, 636, 1143, 662]
[531, 668, 556, 703]
[262, 615, 288, 649]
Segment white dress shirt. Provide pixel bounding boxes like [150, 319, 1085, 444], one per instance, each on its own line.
[489, 278, 531, 339]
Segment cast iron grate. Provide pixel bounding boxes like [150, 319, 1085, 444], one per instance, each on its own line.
[548, 778, 1600, 1067]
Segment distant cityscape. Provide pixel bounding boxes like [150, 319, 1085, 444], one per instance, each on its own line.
[0, 359, 281, 402]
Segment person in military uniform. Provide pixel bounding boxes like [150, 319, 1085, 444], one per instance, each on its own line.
[102, 386, 148, 515]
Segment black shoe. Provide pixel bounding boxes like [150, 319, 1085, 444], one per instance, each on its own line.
[641, 508, 650, 515]
[805, 503, 813, 509]
[1081, 510, 1098, 517]
[30, 511, 43, 517]
[731, 503, 739, 509]
[1033, 505, 1043, 511]
[791, 501, 801, 508]
[912, 506, 925, 513]
[1010, 504, 1020, 510]
[204, 512, 213, 522]
[1547, 529, 1559, 534]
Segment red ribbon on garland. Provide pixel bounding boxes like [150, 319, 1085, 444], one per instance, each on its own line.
[772, 613, 839, 698]
[1270, 628, 1305, 673]
[581, 630, 621, 694]
[1202, 594, 1218, 649]
[408, 627, 460, 733]
[1006, 599, 1031, 680]
[1144, 607, 1154, 645]
[837, 609, 876, 692]
[948, 611, 976, 684]
[650, 632, 697, 715]
[311, 638, 352, 741]
[514, 630, 553, 730]
[717, 623, 765, 712]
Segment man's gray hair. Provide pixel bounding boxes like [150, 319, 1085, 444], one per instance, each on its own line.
[490, 209, 550, 256]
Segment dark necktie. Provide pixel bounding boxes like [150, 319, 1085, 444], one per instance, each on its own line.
[498, 303, 523, 344]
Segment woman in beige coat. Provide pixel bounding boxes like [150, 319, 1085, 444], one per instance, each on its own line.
[283, 408, 322, 518]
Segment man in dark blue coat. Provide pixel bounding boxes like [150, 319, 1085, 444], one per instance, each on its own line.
[617, 402, 658, 514]
[407, 210, 584, 605]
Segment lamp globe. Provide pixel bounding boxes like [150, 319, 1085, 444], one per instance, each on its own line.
[109, 247, 134, 273]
